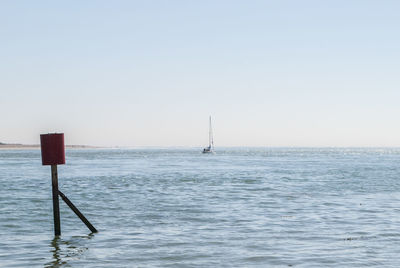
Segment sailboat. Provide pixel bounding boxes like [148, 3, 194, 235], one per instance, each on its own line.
[202, 116, 214, 153]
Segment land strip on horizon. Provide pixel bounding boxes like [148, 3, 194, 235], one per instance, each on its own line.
[0, 142, 99, 149]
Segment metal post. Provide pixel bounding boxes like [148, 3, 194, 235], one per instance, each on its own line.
[51, 165, 61, 236]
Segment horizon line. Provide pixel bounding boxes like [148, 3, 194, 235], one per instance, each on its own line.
[3, 143, 400, 149]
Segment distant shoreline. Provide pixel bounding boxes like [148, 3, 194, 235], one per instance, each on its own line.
[0, 144, 100, 150]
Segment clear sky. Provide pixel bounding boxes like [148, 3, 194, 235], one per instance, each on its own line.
[1, 1, 400, 147]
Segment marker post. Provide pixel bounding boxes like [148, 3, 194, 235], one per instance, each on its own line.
[40, 133, 97, 236]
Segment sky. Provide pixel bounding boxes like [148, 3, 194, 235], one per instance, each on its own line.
[1, 1, 400, 147]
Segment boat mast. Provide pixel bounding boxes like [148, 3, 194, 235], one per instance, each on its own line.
[209, 116, 213, 149]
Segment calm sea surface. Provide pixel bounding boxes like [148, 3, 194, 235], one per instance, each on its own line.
[1, 148, 400, 267]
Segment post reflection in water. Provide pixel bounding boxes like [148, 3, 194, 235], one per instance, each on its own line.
[45, 236, 66, 268]
[45, 234, 94, 268]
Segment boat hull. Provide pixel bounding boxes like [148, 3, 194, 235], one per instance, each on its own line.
[202, 147, 213, 153]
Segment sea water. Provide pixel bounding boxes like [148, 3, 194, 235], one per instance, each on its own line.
[1, 148, 400, 267]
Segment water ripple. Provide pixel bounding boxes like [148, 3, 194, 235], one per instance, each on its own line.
[1, 148, 400, 267]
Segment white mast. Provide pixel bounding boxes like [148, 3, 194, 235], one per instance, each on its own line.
[209, 116, 213, 149]
[202, 116, 214, 153]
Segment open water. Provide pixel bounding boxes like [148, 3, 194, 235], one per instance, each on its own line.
[1, 148, 400, 267]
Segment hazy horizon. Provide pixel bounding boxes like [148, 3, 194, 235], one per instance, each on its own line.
[2, 1, 400, 147]
[4, 141, 400, 149]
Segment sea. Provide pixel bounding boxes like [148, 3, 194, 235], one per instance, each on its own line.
[1, 148, 400, 267]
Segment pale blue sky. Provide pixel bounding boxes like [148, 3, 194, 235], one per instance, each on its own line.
[1, 1, 400, 147]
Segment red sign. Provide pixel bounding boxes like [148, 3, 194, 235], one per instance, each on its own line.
[40, 133, 65, 165]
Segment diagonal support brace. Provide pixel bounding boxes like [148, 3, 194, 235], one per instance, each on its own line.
[58, 190, 98, 233]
